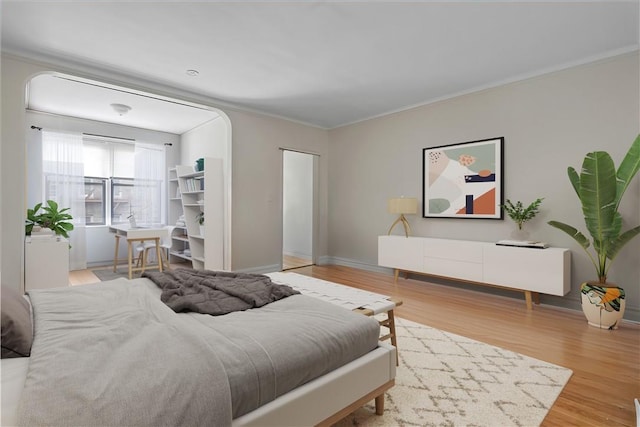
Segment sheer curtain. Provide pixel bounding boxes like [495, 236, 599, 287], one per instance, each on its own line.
[42, 130, 87, 270]
[132, 142, 165, 226]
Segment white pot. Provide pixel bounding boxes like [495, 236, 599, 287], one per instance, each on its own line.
[580, 282, 626, 329]
[199, 225, 205, 237]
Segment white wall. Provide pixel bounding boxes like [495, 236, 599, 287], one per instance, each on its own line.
[224, 110, 328, 272]
[283, 151, 313, 259]
[181, 117, 228, 165]
[327, 52, 640, 320]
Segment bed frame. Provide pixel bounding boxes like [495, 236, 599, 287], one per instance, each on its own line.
[234, 342, 396, 426]
[1, 342, 396, 426]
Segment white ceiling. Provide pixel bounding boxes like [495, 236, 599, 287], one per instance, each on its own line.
[2, 1, 639, 130]
[27, 74, 220, 134]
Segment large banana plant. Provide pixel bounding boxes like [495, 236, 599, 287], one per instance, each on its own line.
[548, 134, 640, 284]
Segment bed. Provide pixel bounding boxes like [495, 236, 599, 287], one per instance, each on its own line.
[1, 272, 396, 426]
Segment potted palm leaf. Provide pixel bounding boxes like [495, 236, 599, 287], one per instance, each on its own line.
[548, 134, 640, 329]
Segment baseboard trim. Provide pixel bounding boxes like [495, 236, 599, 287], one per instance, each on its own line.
[236, 263, 282, 274]
[232, 257, 640, 323]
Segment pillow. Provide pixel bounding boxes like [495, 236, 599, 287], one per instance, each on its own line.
[1, 284, 33, 358]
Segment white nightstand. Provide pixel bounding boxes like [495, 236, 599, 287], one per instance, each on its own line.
[24, 236, 70, 291]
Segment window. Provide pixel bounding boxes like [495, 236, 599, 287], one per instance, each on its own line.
[84, 177, 107, 225]
[82, 138, 136, 226]
[111, 178, 133, 224]
[45, 135, 164, 227]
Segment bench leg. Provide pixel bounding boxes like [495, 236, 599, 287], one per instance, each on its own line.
[388, 310, 399, 366]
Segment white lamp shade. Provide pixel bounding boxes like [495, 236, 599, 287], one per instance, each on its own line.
[388, 197, 418, 214]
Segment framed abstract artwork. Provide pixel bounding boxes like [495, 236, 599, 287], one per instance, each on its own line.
[422, 137, 504, 219]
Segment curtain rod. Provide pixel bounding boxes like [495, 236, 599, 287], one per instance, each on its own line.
[83, 132, 135, 142]
[30, 127, 172, 146]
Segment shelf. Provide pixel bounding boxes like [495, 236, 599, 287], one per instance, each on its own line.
[172, 235, 189, 242]
[174, 158, 223, 271]
[180, 171, 204, 179]
[170, 251, 192, 261]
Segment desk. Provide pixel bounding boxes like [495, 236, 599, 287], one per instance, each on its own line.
[109, 225, 166, 279]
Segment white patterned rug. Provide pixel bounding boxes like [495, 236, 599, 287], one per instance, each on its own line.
[336, 317, 572, 427]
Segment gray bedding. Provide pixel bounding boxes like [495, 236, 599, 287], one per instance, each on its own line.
[18, 279, 232, 426]
[16, 277, 381, 425]
[143, 268, 300, 315]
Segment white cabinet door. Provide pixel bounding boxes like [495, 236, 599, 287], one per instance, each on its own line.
[483, 245, 571, 295]
[423, 238, 484, 282]
[25, 237, 69, 291]
[378, 236, 423, 272]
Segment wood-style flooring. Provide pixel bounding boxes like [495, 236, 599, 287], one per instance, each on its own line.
[70, 263, 640, 426]
[282, 254, 313, 270]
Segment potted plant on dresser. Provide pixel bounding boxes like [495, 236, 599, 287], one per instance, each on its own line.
[548, 135, 640, 329]
[501, 198, 544, 240]
[25, 200, 74, 239]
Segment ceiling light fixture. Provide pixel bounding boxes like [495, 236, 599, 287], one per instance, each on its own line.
[186, 69, 200, 77]
[110, 103, 132, 116]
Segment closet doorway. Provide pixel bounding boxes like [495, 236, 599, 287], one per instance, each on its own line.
[282, 149, 317, 270]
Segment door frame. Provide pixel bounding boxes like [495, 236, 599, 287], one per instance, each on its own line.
[279, 148, 319, 271]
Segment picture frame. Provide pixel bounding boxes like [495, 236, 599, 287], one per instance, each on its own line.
[422, 137, 504, 219]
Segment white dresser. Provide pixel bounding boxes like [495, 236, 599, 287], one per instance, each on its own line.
[378, 235, 571, 309]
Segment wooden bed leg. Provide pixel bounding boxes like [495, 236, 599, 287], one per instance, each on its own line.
[374, 394, 385, 415]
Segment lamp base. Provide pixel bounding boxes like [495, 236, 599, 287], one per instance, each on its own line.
[387, 214, 412, 237]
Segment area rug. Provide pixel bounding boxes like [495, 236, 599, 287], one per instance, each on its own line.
[336, 317, 572, 427]
[92, 267, 142, 281]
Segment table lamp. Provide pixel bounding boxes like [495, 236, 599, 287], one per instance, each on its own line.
[387, 197, 418, 237]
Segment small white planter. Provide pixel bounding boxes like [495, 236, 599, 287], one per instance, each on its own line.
[199, 225, 205, 237]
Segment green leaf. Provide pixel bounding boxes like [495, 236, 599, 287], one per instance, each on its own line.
[579, 151, 617, 245]
[567, 167, 580, 198]
[547, 221, 590, 249]
[615, 134, 640, 209]
[607, 225, 640, 262]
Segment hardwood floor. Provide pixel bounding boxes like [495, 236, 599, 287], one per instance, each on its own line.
[70, 264, 640, 426]
[282, 254, 312, 270]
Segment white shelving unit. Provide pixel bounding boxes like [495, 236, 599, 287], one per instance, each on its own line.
[175, 158, 224, 270]
[167, 167, 190, 265]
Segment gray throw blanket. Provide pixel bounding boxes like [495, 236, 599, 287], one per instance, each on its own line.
[143, 268, 300, 315]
